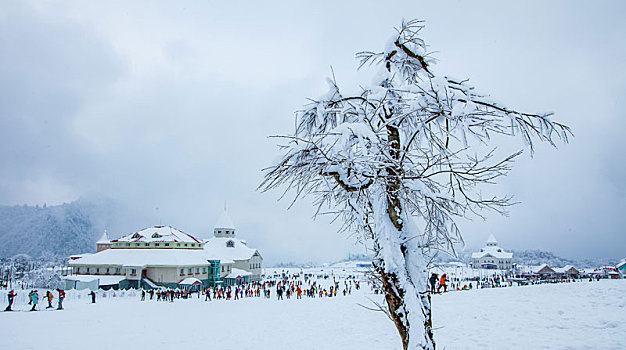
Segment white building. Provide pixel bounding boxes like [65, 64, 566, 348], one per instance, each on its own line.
[470, 234, 514, 270]
[204, 209, 263, 284]
[68, 226, 218, 289]
[66, 209, 263, 289]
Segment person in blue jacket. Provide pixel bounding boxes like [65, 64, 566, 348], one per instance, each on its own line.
[30, 290, 39, 311]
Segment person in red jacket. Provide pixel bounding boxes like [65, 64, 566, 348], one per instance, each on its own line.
[437, 274, 448, 293]
[5, 290, 16, 311]
[56, 289, 65, 310]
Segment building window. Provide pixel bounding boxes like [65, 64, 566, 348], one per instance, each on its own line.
[135, 243, 140, 246]
[196, 268, 200, 274]
[76, 267, 80, 273]
[221, 266, 224, 272]
[184, 243, 188, 247]
[132, 233, 141, 239]
[155, 243, 160, 247]
[226, 240, 234, 248]
[126, 243, 131, 247]
[131, 268, 137, 274]
[191, 243, 195, 247]
[203, 267, 207, 273]
[145, 243, 149, 247]
[218, 230, 222, 234]
[177, 243, 181, 247]
[188, 268, 192, 274]
[115, 268, 120, 274]
[165, 243, 170, 247]
[180, 268, 184, 274]
[152, 233, 162, 238]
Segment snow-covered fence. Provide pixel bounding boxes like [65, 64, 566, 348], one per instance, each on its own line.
[0, 288, 140, 306]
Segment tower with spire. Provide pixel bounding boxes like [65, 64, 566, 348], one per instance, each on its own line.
[213, 208, 236, 238]
[96, 230, 111, 252]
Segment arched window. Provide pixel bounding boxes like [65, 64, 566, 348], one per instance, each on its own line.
[226, 240, 235, 248]
[132, 233, 142, 239]
[152, 233, 162, 238]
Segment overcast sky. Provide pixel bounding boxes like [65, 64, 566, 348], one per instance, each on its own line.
[1, 1, 624, 264]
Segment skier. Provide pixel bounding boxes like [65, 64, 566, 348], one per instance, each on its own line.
[438, 274, 448, 293]
[56, 289, 65, 310]
[429, 273, 438, 294]
[141, 290, 146, 301]
[30, 290, 39, 311]
[45, 290, 54, 309]
[5, 290, 16, 311]
[89, 290, 96, 303]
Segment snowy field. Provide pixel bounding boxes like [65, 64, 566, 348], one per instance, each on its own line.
[0, 279, 624, 349]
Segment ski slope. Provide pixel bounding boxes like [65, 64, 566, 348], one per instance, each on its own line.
[0, 278, 624, 349]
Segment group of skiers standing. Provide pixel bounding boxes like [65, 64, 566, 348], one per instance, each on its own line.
[4, 288, 66, 311]
[429, 273, 448, 293]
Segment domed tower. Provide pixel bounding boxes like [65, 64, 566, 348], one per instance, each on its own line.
[214, 208, 235, 238]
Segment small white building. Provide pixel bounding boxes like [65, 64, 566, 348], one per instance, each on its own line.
[470, 234, 514, 270]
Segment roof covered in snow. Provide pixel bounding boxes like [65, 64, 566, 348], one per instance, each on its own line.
[214, 209, 235, 229]
[471, 234, 512, 259]
[471, 245, 513, 259]
[97, 231, 111, 244]
[203, 237, 259, 262]
[533, 264, 556, 274]
[63, 274, 126, 285]
[225, 268, 252, 279]
[179, 277, 202, 285]
[113, 226, 201, 243]
[68, 248, 212, 267]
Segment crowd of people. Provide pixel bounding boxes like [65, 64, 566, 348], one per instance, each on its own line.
[4, 268, 606, 312]
[134, 272, 365, 303]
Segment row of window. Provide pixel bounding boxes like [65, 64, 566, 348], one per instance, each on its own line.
[221, 265, 231, 273]
[179, 267, 208, 275]
[249, 263, 261, 269]
[75, 266, 212, 275]
[113, 242, 201, 248]
[75, 267, 122, 274]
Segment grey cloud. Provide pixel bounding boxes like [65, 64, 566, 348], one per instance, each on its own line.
[0, 0, 624, 263]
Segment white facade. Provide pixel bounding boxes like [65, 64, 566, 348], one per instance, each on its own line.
[470, 234, 514, 270]
[204, 209, 263, 282]
[67, 209, 263, 288]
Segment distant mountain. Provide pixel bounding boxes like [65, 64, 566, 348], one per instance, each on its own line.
[0, 197, 119, 259]
[511, 249, 576, 267]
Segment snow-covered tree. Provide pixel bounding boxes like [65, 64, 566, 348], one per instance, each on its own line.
[260, 20, 570, 350]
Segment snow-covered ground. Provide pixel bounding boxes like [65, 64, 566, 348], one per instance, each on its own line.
[0, 276, 624, 349]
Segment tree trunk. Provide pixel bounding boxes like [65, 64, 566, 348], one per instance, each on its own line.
[374, 242, 435, 350]
[378, 121, 435, 350]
